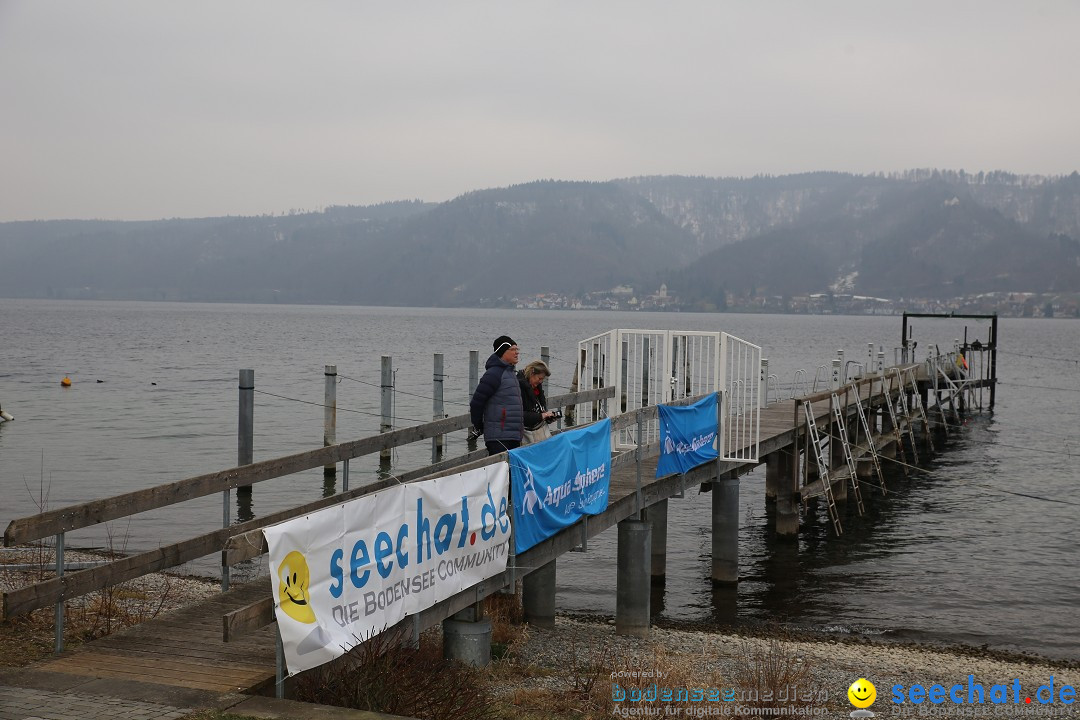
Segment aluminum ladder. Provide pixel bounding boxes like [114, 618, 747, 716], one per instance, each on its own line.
[802, 400, 842, 536]
[830, 392, 866, 516]
[848, 380, 887, 495]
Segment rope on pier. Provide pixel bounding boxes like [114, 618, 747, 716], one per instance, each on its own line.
[996, 349, 1080, 365]
[997, 380, 1080, 393]
[338, 373, 471, 407]
[252, 388, 434, 424]
[872, 447, 1080, 507]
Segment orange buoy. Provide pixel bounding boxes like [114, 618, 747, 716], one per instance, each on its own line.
[61, 376, 72, 387]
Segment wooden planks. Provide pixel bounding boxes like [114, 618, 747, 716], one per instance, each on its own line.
[36, 581, 277, 693]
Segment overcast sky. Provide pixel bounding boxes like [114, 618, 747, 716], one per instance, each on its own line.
[1, 1, 1077, 222]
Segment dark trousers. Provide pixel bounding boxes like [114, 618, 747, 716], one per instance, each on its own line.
[486, 439, 521, 456]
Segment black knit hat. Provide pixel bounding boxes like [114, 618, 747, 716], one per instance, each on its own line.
[493, 335, 517, 356]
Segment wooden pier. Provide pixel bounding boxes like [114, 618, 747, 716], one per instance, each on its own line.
[2, 319, 997, 696]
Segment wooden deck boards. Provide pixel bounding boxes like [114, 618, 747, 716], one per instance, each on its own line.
[31, 384, 909, 692]
[35, 581, 277, 693]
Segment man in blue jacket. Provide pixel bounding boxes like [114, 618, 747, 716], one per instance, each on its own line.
[470, 335, 524, 455]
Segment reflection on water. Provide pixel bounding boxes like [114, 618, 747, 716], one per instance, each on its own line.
[0, 300, 1076, 659]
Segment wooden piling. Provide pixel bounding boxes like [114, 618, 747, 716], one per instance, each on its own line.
[323, 365, 336, 475]
[380, 356, 393, 463]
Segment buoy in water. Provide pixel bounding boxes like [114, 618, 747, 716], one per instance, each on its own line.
[61, 376, 72, 387]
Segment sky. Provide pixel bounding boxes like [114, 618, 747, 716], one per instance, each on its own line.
[1, 1, 1078, 222]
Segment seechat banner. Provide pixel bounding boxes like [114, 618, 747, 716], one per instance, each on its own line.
[508, 418, 611, 554]
[264, 461, 511, 675]
[656, 393, 718, 477]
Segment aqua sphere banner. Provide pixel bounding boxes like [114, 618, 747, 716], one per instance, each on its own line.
[508, 419, 612, 554]
[656, 393, 718, 477]
[263, 462, 511, 675]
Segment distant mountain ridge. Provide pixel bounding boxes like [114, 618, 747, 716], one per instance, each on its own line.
[1, 171, 1078, 306]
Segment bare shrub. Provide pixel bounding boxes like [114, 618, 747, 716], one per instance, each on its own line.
[294, 626, 497, 720]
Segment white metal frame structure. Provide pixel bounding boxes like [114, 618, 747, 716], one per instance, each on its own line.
[719, 332, 762, 463]
[573, 329, 759, 460]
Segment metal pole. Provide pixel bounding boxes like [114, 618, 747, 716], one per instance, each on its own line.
[432, 353, 444, 463]
[276, 628, 285, 699]
[989, 314, 998, 410]
[635, 410, 643, 514]
[759, 358, 769, 408]
[54, 531, 65, 653]
[324, 365, 337, 475]
[380, 356, 393, 462]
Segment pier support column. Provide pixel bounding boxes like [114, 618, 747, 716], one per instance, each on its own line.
[616, 519, 651, 637]
[711, 474, 739, 585]
[522, 560, 556, 629]
[829, 428, 848, 503]
[775, 451, 799, 538]
[645, 500, 668, 583]
[765, 452, 780, 503]
[443, 604, 492, 667]
[880, 410, 897, 460]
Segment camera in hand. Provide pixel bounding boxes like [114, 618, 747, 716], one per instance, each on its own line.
[546, 409, 563, 423]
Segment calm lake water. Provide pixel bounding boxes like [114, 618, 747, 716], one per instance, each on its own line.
[0, 299, 1076, 660]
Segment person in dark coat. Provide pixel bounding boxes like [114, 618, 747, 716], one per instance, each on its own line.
[469, 335, 524, 455]
[518, 360, 557, 443]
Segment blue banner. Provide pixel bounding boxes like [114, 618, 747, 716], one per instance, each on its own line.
[656, 393, 718, 477]
[509, 418, 612, 554]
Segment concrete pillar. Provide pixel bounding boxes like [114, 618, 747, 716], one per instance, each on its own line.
[765, 452, 780, 503]
[645, 500, 668, 582]
[522, 560, 556, 629]
[711, 475, 739, 585]
[616, 519, 651, 637]
[775, 451, 799, 537]
[880, 408, 897, 460]
[442, 617, 492, 667]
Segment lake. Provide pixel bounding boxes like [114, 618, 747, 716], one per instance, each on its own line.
[0, 299, 1076, 660]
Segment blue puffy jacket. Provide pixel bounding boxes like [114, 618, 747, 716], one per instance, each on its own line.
[469, 353, 523, 444]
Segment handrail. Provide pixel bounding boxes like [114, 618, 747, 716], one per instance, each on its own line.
[3, 386, 615, 545]
[2, 386, 718, 621]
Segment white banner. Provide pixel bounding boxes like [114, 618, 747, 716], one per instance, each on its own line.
[264, 461, 511, 675]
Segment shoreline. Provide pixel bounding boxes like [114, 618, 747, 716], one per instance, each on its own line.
[507, 615, 1080, 717]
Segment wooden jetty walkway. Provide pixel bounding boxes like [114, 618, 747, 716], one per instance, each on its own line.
[3, 318, 997, 697]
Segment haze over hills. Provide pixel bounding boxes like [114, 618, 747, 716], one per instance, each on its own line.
[1, 171, 1078, 309]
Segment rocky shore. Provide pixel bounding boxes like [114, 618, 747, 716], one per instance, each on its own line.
[505, 615, 1080, 718]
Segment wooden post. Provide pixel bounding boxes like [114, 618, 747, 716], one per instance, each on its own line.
[432, 353, 444, 462]
[469, 350, 479, 396]
[324, 365, 337, 476]
[238, 369, 254, 474]
[380, 356, 393, 463]
[230, 368, 254, 591]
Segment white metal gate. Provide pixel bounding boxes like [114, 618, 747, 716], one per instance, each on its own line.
[572, 329, 758, 460]
[719, 332, 761, 463]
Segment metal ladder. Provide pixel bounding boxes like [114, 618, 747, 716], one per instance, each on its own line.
[802, 400, 842, 536]
[848, 380, 886, 495]
[830, 392, 866, 516]
[903, 367, 935, 454]
[891, 368, 922, 462]
[930, 362, 951, 438]
[879, 375, 909, 475]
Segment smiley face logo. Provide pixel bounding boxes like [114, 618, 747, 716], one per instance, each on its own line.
[277, 551, 316, 624]
[848, 678, 876, 709]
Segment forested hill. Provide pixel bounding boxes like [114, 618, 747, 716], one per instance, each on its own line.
[2, 172, 1079, 306]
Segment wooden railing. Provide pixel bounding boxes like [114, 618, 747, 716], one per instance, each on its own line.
[0, 386, 614, 620]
